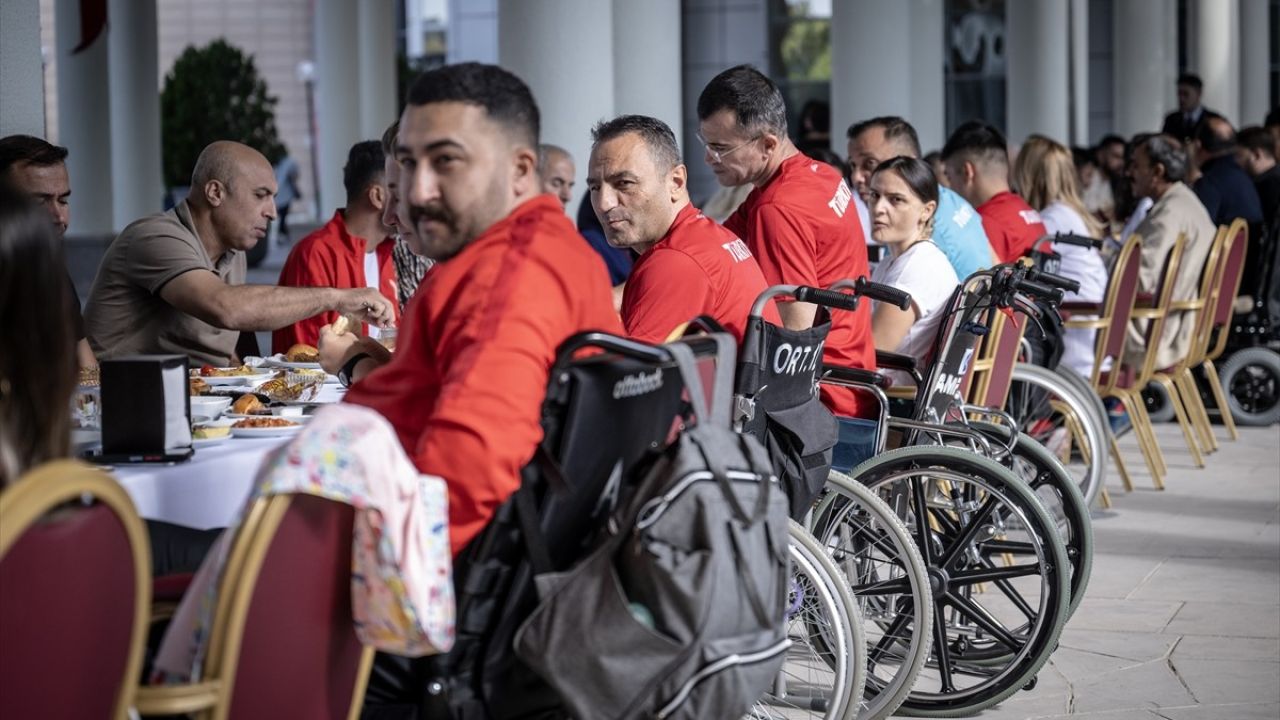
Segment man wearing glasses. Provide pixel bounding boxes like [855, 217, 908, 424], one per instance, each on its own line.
[696, 65, 875, 417]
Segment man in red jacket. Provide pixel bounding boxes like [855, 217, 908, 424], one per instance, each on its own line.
[273, 140, 398, 352]
[336, 63, 621, 558]
[941, 121, 1046, 263]
[587, 114, 779, 343]
[696, 65, 874, 418]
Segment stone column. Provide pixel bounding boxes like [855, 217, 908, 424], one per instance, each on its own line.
[1239, 0, 1269, 127]
[1006, 0, 1070, 145]
[498, 0, 613, 200]
[1113, 0, 1173, 138]
[1069, 0, 1089, 145]
[108, 0, 163, 228]
[0, 0, 46, 137]
[1191, 0, 1240, 124]
[613, 0, 683, 151]
[831, 0, 912, 148]
[909, 0, 947, 153]
[55, 0, 113, 235]
[314, 0, 360, 217]
[358, 0, 398, 140]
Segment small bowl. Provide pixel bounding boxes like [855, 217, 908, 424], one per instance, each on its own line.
[190, 396, 233, 418]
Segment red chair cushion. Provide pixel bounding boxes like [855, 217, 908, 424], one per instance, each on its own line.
[0, 504, 138, 720]
[227, 496, 362, 720]
[152, 572, 195, 604]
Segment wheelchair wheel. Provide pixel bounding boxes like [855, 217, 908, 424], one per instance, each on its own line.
[1007, 363, 1107, 508]
[1140, 382, 1177, 423]
[962, 422, 1093, 620]
[811, 471, 934, 720]
[747, 522, 866, 719]
[1219, 347, 1280, 426]
[848, 447, 1071, 717]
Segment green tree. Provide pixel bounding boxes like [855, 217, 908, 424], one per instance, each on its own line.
[160, 39, 286, 189]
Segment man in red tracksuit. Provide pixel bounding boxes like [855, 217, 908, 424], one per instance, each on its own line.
[696, 65, 875, 418]
[274, 140, 399, 352]
[335, 64, 622, 557]
[941, 121, 1047, 263]
[586, 114, 780, 343]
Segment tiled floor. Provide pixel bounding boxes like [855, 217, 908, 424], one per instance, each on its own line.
[925, 422, 1280, 719]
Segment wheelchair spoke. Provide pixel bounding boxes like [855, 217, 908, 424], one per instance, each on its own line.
[944, 592, 1023, 652]
[948, 563, 1043, 586]
[980, 538, 1038, 555]
[932, 602, 956, 693]
[852, 575, 914, 596]
[938, 495, 1000, 569]
[911, 477, 934, 564]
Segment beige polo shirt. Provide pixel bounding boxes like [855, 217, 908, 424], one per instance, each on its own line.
[84, 201, 247, 367]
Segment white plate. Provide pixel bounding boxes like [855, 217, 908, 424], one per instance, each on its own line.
[190, 396, 233, 417]
[230, 423, 304, 438]
[261, 354, 323, 370]
[192, 434, 233, 447]
[199, 372, 276, 386]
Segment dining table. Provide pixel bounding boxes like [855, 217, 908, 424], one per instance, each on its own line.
[83, 383, 348, 530]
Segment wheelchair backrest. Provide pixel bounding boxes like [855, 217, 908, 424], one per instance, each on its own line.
[915, 283, 985, 424]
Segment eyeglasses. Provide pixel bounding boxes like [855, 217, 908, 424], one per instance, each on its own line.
[696, 132, 760, 164]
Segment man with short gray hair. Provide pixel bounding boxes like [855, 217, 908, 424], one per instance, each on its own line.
[537, 143, 576, 209]
[1123, 134, 1216, 369]
[587, 114, 779, 343]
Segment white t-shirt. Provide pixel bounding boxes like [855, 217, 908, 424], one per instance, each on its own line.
[363, 250, 381, 339]
[1039, 202, 1107, 377]
[871, 241, 959, 380]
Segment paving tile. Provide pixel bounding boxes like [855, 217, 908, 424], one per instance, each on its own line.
[1166, 658, 1280, 706]
[1024, 710, 1164, 720]
[1171, 635, 1280, 662]
[1058, 627, 1180, 662]
[1067, 597, 1184, 634]
[1154, 702, 1280, 719]
[1128, 557, 1280, 603]
[1069, 659, 1197, 714]
[1083, 555, 1168, 599]
[1163, 601, 1280, 638]
[1042, 645, 1145, 684]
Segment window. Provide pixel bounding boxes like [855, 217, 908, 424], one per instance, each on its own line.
[944, 0, 1007, 135]
[767, 0, 832, 147]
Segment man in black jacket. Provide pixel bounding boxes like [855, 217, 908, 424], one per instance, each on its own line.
[1162, 74, 1224, 142]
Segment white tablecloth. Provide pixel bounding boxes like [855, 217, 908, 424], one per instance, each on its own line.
[112, 437, 282, 529]
[106, 384, 348, 529]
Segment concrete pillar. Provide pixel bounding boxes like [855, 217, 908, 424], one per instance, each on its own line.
[498, 0, 613, 201]
[831, 0, 912, 146]
[108, 0, 162, 227]
[909, 0, 947, 153]
[1069, 0, 1089, 146]
[55, 0, 113, 235]
[613, 0, 683, 152]
[1006, 0, 1070, 145]
[1191, 0, 1240, 124]
[1113, 0, 1173, 138]
[0, 0, 46, 138]
[1239, 0, 1269, 127]
[314, 0, 361, 217]
[358, 0, 398, 140]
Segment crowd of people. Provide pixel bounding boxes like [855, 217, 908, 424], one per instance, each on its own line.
[1, 60, 1277, 714]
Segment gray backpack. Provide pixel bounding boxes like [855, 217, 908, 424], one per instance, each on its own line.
[513, 338, 792, 719]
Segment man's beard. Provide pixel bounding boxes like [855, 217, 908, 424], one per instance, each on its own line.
[408, 182, 507, 262]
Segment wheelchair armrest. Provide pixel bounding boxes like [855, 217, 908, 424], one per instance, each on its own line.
[875, 350, 917, 373]
[822, 364, 890, 388]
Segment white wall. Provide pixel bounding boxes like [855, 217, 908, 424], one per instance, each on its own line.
[0, 0, 48, 138]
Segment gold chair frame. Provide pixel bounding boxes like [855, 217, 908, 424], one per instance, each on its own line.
[133, 494, 375, 720]
[0, 460, 152, 720]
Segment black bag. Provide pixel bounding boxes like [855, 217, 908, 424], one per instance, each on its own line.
[513, 341, 791, 719]
[734, 310, 838, 520]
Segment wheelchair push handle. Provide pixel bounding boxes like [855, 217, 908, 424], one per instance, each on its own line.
[793, 285, 861, 313]
[1026, 269, 1081, 295]
[853, 277, 912, 311]
[1047, 232, 1103, 250]
[1014, 277, 1065, 304]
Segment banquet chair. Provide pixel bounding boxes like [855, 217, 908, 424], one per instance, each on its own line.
[1187, 219, 1249, 445]
[1062, 234, 1144, 492]
[1152, 222, 1236, 455]
[134, 493, 374, 720]
[1099, 233, 1188, 488]
[0, 460, 151, 720]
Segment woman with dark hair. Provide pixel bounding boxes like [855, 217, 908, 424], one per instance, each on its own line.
[867, 156, 959, 381]
[0, 185, 78, 487]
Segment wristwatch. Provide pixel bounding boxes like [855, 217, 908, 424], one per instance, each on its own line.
[338, 352, 371, 388]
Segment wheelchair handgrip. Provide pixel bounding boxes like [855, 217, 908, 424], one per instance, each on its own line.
[1049, 232, 1103, 249]
[794, 286, 860, 312]
[1028, 270, 1080, 295]
[855, 277, 912, 310]
[1015, 279, 1064, 303]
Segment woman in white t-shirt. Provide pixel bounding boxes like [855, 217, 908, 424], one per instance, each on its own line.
[1012, 135, 1109, 377]
[867, 157, 960, 384]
